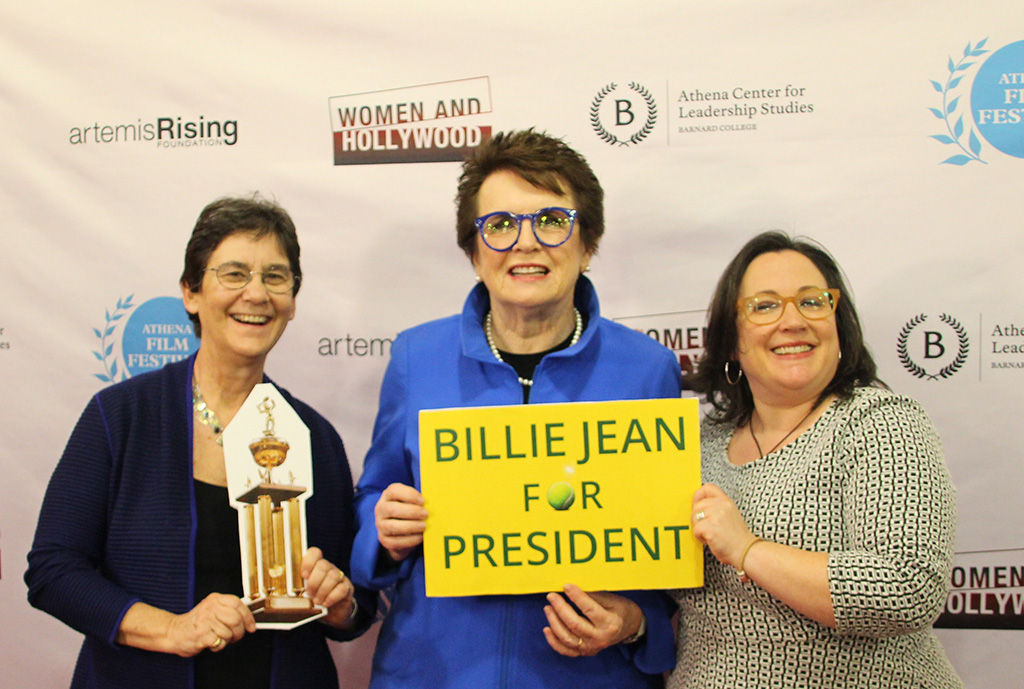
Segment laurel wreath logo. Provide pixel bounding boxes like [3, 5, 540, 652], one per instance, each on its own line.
[628, 82, 658, 145]
[929, 38, 989, 166]
[590, 83, 618, 145]
[92, 294, 135, 383]
[590, 82, 658, 147]
[897, 313, 969, 380]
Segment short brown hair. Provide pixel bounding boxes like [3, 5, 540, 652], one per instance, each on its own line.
[180, 194, 301, 338]
[455, 129, 604, 259]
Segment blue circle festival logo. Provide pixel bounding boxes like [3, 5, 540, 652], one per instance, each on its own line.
[930, 38, 1024, 165]
[93, 295, 199, 383]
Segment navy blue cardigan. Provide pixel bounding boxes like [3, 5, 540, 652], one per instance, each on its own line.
[26, 356, 374, 689]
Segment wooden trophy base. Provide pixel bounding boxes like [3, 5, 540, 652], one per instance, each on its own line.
[248, 595, 322, 624]
[236, 483, 306, 506]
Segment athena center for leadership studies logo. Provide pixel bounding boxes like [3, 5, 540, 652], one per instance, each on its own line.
[591, 82, 658, 147]
[929, 38, 1024, 165]
[897, 314, 969, 380]
[93, 295, 199, 383]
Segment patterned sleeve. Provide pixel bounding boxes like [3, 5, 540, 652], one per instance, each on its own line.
[828, 393, 957, 637]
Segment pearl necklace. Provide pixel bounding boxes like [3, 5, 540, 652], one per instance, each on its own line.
[192, 378, 224, 445]
[485, 308, 583, 387]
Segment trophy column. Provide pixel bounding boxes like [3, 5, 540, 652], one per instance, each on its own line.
[235, 397, 320, 624]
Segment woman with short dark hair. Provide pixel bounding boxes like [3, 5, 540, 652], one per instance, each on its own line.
[26, 194, 375, 689]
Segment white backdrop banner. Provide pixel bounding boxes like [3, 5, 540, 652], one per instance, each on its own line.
[2, 2, 1021, 687]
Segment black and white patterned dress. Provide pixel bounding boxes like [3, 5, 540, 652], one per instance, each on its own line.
[670, 387, 963, 688]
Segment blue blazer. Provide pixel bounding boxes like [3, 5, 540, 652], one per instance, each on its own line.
[352, 277, 682, 689]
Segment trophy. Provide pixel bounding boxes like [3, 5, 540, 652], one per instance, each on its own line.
[222, 383, 325, 629]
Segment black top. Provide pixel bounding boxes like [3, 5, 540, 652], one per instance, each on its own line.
[498, 313, 589, 403]
[192, 480, 273, 689]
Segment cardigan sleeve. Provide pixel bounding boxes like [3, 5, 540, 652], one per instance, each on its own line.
[828, 394, 958, 636]
[25, 395, 141, 646]
[351, 333, 418, 589]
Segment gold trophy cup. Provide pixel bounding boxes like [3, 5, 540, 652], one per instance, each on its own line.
[234, 397, 320, 624]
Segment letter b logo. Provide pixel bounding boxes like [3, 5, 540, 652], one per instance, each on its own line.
[591, 82, 657, 147]
[924, 331, 945, 359]
[615, 99, 635, 126]
[898, 313, 969, 380]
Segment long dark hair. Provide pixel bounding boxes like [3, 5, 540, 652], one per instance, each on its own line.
[689, 231, 883, 425]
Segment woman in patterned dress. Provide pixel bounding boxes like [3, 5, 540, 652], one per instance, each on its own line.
[669, 231, 962, 688]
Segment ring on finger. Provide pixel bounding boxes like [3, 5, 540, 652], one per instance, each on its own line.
[695, 510, 706, 522]
[577, 636, 584, 648]
[211, 637, 223, 649]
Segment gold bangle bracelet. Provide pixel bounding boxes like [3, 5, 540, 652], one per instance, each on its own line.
[737, 537, 764, 583]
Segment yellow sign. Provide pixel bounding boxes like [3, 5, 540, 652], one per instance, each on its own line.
[419, 398, 703, 597]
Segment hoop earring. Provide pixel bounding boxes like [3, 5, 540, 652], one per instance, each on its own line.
[724, 361, 743, 385]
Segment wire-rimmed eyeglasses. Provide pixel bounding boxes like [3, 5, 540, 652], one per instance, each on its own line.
[204, 261, 299, 294]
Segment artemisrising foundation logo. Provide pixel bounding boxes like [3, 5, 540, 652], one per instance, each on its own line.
[93, 295, 199, 383]
[69, 115, 239, 148]
[929, 38, 1024, 165]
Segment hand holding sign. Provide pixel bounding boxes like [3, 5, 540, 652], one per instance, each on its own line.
[690, 483, 757, 571]
[542, 584, 644, 657]
[374, 482, 429, 562]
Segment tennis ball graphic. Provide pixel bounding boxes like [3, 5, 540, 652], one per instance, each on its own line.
[547, 481, 575, 510]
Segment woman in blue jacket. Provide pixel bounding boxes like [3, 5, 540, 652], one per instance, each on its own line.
[351, 130, 682, 688]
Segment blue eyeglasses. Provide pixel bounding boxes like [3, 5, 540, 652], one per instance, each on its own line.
[474, 207, 577, 252]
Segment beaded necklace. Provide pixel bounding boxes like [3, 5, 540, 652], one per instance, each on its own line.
[192, 378, 225, 446]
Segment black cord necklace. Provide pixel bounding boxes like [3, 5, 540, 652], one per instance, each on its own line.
[749, 400, 821, 459]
